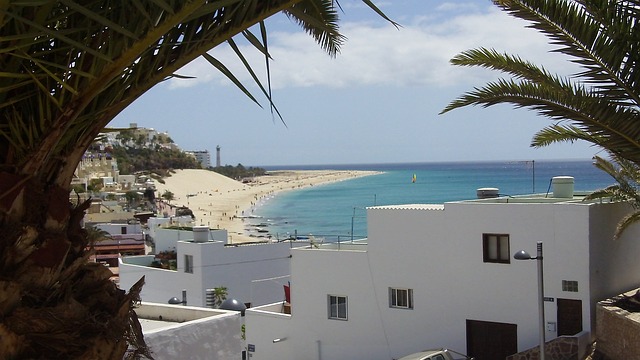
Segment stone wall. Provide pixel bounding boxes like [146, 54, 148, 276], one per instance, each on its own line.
[506, 337, 579, 360]
[596, 295, 640, 360]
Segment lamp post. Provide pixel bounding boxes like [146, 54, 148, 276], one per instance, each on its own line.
[514, 242, 545, 360]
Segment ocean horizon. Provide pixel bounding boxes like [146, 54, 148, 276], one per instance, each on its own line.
[248, 159, 615, 241]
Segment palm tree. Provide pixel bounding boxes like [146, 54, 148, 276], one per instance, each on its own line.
[86, 225, 113, 243]
[212, 286, 229, 308]
[162, 190, 175, 204]
[584, 155, 640, 239]
[0, 1, 392, 358]
[126, 190, 142, 209]
[441, 0, 640, 164]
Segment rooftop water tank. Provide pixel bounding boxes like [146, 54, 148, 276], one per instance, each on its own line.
[192, 225, 210, 242]
[477, 188, 500, 199]
[552, 176, 574, 198]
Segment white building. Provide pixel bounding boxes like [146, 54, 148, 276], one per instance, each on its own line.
[245, 178, 640, 360]
[93, 222, 143, 236]
[119, 227, 302, 308]
[188, 150, 211, 168]
[147, 216, 194, 238]
[137, 302, 243, 360]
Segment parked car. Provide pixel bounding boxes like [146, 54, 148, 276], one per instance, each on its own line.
[397, 348, 473, 360]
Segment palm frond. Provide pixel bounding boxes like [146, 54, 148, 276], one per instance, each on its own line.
[284, 0, 345, 57]
[494, 0, 640, 106]
[614, 210, 640, 240]
[359, 0, 399, 27]
[583, 155, 640, 205]
[203, 52, 263, 107]
[442, 54, 640, 164]
[531, 123, 597, 147]
[449, 47, 559, 85]
[227, 37, 286, 124]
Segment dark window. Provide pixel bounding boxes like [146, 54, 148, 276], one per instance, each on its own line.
[389, 288, 413, 309]
[483, 234, 510, 263]
[328, 295, 347, 320]
[184, 254, 193, 273]
[562, 280, 578, 292]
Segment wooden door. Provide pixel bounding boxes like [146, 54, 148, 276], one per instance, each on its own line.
[466, 319, 517, 360]
[557, 298, 583, 336]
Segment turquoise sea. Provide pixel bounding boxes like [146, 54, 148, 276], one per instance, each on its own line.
[248, 160, 615, 241]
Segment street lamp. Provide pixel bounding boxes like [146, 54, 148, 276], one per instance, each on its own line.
[168, 289, 187, 306]
[514, 241, 545, 360]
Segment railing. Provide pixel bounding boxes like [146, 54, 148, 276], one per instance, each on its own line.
[275, 234, 369, 251]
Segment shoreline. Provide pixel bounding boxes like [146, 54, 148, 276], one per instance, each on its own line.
[154, 169, 382, 243]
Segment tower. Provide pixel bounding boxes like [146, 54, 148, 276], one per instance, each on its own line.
[216, 145, 221, 167]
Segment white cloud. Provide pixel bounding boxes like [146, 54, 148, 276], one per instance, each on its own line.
[169, 3, 578, 91]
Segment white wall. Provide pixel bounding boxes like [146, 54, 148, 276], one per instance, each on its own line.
[94, 222, 142, 235]
[245, 304, 293, 360]
[288, 249, 388, 360]
[117, 174, 136, 186]
[366, 202, 594, 354]
[146, 217, 196, 242]
[588, 202, 640, 327]
[368, 205, 467, 355]
[178, 240, 293, 307]
[143, 308, 243, 360]
[119, 257, 187, 303]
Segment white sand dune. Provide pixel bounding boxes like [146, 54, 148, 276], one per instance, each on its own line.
[154, 169, 381, 243]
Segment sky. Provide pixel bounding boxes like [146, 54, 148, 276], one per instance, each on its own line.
[110, 0, 602, 167]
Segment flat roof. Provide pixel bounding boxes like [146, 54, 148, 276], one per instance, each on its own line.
[369, 204, 444, 210]
[136, 302, 238, 334]
[459, 191, 610, 204]
[139, 318, 179, 332]
[368, 192, 615, 209]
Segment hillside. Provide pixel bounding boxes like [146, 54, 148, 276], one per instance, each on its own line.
[109, 145, 201, 174]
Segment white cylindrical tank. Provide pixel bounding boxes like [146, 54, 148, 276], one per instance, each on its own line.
[552, 176, 575, 198]
[192, 225, 210, 242]
[477, 188, 500, 199]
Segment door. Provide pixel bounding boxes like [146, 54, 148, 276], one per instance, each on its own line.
[557, 298, 583, 336]
[466, 319, 517, 360]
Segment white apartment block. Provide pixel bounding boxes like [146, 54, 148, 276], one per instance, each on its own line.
[245, 178, 640, 360]
[188, 150, 211, 168]
[119, 227, 302, 308]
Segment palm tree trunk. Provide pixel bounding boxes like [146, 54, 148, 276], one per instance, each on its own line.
[0, 174, 150, 359]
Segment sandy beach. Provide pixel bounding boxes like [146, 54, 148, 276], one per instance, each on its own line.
[153, 169, 381, 243]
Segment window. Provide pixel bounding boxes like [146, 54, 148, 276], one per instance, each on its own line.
[184, 254, 193, 273]
[483, 234, 510, 263]
[389, 288, 413, 309]
[328, 295, 348, 320]
[121, 226, 127, 234]
[562, 280, 579, 292]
